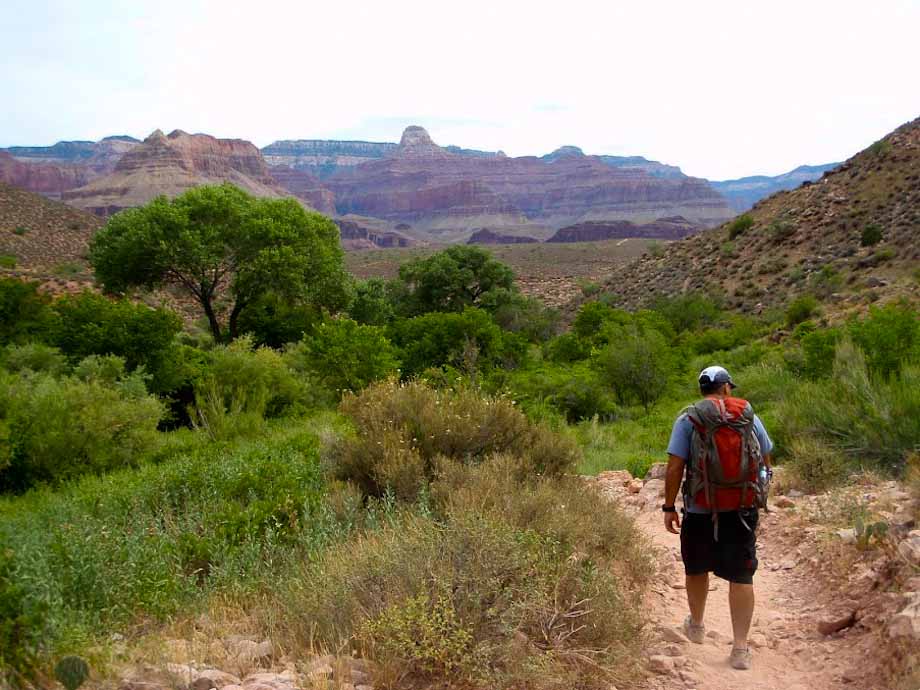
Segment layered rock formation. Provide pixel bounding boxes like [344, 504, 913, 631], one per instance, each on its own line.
[325, 126, 732, 241]
[547, 216, 700, 242]
[712, 163, 840, 212]
[268, 165, 336, 215]
[63, 130, 286, 216]
[467, 228, 539, 244]
[589, 117, 920, 313]
[1, 136, 141, 198]
[334, 218, 414, 250]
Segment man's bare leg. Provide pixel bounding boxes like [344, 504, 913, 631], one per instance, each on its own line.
[686, 573, 709, 624]
[728, 582, 755, 648]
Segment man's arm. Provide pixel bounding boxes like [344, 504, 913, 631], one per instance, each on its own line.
[663, 453, 685, 534]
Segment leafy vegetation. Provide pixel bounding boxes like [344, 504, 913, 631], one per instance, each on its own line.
[727, 213, 754, 239]
[89, 184, 349, 342]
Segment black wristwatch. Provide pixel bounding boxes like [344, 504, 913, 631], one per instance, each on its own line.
[661, 505, 677, 513]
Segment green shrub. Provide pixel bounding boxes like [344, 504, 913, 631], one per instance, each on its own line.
[388, 308, 523, 378]
[727, 214, 754, 240]
[479, 288, 560, 342]
[54, 655, 90, 690]
[2, 343, 68, 375]
[50, 292, 183, 394]
[768, 220, 795, 242]
[0, 541, 47, 690]
[192, 336, 313, 439]
[281, 461, 648, 689]
[651, 292, 722, 334]
[594, 326, 674, 411]
[396, 245, 515, 316]
[0, 255, 16, 269]
[333, 380, 581, 499]
[572, 301, 618, 340]
[12, 227, 28, 236]
[647, 240, 664, 258]
[860, 223, 883, 247]
[235, 292, 320, 348]
[786, 294, 819, 327]
[52, 262, 84, 278]
[0, 279, 55, 345]
[0, 428, 329, 647]
[779, 340, 920, 476]
[848, 302, 919, 379]
[348, 278, 397, 326]
[783, 437, 849, 493]
[543, 332, 592, 363]
[809, 265, 844, 298]
[285, 318, 399, 393]
[800, 327, 841, 379]
[502, 363, 617, 422]
[0, 372, 165, 491]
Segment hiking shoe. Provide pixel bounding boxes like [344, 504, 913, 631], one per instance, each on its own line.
[682, 615, 705, 644]
[729, 646, 753, 670]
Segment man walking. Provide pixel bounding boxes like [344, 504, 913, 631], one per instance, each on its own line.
[662, 366, 773, 670]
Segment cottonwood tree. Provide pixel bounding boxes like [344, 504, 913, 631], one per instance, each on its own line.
[90, 184, 349, 342]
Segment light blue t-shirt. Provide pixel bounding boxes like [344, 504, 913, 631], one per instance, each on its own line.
[667, 411, 773, 513]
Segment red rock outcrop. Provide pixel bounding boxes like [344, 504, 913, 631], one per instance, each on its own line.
[326, 127, 731, 242]
[467, 228, 539, 244]
[268, 165, 336, 215]
[546, 216, 701, 242]
[62, 130, 287, 216]
[0, 151, 94, 198]
[335, 218, 414, 250]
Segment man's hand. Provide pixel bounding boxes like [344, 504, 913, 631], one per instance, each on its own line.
[664, 510, 681, 534]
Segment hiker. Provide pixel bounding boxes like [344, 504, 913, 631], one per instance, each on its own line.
[662, 366, 773, 671]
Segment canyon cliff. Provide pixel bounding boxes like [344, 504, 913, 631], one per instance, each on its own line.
[62, 130, 286, 216]
[324, 127, 732, 242]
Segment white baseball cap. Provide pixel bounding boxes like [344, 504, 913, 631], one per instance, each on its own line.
[699, 365, 737, 389]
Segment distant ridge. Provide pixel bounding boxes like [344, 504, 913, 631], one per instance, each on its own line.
[587, 117, 920, 313]
[712, 163, 840, 212]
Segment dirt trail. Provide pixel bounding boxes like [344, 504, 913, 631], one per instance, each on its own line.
[635, 508, 863, 690]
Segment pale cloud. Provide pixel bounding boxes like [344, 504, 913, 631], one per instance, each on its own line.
[1, 0, 918, 178]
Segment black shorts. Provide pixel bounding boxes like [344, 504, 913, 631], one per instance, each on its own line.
[680, 510, 759, 584]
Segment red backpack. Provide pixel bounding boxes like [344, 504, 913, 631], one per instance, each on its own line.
[683, 396, 766, 514]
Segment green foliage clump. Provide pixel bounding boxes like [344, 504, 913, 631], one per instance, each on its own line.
[2, 343, 67, 375]
[0, 428, 329, 646]
[727, 213, 754, 240]
[0, 255, 16, 269]
[860, 223, 883, 247]
[0, 370, 164, 491]
[396, 245, 515, 316]
[388, 308, 524, 378]
[54, 655, 90, 690]
[12, 227, 28, 236]
[799, 327, 841, 379]
[0, 279, 54, 345]
[543, 332, 591, 363]
[347, 278, 397, 326]
[809, 265, 843, 298]
[50, 292, 184, 393]
[786, 294, 819, 328]
[235, 292, 320, 348]
[783, 437, 849, 493]
[286, 318, 399, 393]
[478, 287, 560, 342]
[848, 302, 919, 379]
[779, 340, 920, 475]
[651, 292, 722, 334]
[333, 380, 581, 499]
[89, 184, 349, 342]
[502, 362, 617, 423]
[594, 326, 674, 412]
[0, 542, 46, 690]
[191, 336, 313, 439]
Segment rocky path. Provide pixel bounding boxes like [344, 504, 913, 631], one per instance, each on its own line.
[636, 507, 855, 690]
[588, 466, 919, 690]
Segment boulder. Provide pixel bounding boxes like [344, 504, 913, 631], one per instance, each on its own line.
[888, 593, 920, 640]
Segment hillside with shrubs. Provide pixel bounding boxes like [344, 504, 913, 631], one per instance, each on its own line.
[593, 117, 920, 314]
[1, 181, 918, 689]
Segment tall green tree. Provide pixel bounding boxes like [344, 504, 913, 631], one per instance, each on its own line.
[396, 245, 515, 315]
[89, 184, 349, 342]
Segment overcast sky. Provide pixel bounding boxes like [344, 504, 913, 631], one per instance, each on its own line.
[2, 0, 918, 179]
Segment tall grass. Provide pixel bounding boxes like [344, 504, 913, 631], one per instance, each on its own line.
[0, 420, 341, 652]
